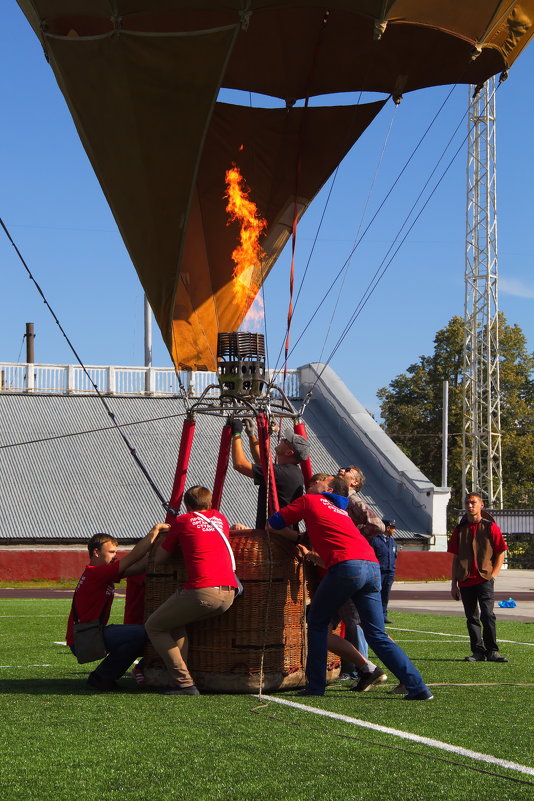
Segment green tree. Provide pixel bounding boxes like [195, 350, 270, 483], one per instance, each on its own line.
[377, 315, 534, 510]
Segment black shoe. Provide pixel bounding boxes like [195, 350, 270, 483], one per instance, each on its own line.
[464, 653, 486, 662]
[403, 688, 434, 701]
[297, 688, 324, 697]
[351, 667, 387, 692]
[384, 618, 392, 624]
[87, 672, 122, 692]
[486, 651, 508, 663]
[161, 685, 200, 696]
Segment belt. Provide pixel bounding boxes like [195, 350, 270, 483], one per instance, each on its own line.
[210, 585, 235, 591]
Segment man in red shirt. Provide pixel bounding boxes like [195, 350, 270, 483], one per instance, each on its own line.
[448, 492, 508, 662]
[145, 486, 238, 696]
[267, 475, 433, 700]
[66, 522, 170, 691]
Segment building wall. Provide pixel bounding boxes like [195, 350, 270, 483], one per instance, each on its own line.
[0, 547, 452, 582]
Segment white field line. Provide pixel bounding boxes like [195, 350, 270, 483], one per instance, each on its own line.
[258, 695, 534, 777]
[391, 639, 467, 643]
[0, 664, 52, 668]
[0, 614, 66, 618]
[389, 627, 534, 647]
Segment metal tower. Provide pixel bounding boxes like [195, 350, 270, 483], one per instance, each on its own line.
[462, 78, 503, 508]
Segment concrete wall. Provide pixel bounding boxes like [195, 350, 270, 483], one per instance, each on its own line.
[0, 547, 453, 582]
[0, 547, 129, 582]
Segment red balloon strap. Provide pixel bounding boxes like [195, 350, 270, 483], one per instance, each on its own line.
[212, 423, 233, 510]
[165, 416, 196, 522]
[293, 420, 313, 490]
[256, 412, 280, 516]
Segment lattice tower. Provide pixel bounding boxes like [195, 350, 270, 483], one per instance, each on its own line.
[462, 78, 503, 508]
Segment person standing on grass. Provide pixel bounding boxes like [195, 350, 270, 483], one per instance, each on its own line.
[449, 492, 508, 663]
[267, 474, 433, 700]
[145, 486, 238, 696]
[66, 523, 170, 692]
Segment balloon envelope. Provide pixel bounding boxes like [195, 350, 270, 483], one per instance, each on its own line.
[17, 1, 534, 368]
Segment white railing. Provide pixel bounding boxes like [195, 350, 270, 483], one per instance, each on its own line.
[0, 362, 302, 399]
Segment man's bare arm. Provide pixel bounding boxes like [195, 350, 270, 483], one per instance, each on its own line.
[266, 523, 299, 542]
[117, 523, 170, 577]
[243, 418, 261, 465]
[231, 433, 254, 477]
[492, 550, 506, 579]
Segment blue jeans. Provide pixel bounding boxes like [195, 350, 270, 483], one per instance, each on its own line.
[338, 599, 368, 676]
[307, 560, 428, 695]
[381, 571, 395, 619]
[71, 624, 146, 682]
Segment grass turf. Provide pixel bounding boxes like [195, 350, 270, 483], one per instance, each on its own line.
[0, 600, 532, 801]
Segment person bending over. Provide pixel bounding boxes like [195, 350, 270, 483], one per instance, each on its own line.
[267, 475, 433, 700]
[145, 486, 238, 696]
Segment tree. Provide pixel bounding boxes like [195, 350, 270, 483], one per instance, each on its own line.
[377, 315, 534, 511]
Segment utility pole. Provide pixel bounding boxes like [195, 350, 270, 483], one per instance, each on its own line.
[144, 294, 153, 394]
[462, 78, 503, 508]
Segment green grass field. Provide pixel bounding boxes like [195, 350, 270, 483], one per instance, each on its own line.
[1, 598, 532, 801]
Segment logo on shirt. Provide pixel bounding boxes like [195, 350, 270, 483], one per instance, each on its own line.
[319, 497, 349, 517]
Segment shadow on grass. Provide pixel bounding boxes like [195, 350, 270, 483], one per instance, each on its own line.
[0, 677, 149, 695]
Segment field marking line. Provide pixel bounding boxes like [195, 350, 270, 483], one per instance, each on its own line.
[391, 639, 467, 643]
[428, 682, 534, 686]
[258, 695, 534, 777]
[389, 627, 534, 647]
[0, 664, 52, 668]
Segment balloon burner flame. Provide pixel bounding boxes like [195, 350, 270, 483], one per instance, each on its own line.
[224, 165, 266, 313]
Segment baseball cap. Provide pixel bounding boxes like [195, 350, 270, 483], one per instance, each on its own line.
[283, 431, 311, 462]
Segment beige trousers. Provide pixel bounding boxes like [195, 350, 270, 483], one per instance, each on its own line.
[145, 587, 235, 687]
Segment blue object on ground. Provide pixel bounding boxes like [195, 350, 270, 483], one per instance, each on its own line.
[497, 597, 517, 608]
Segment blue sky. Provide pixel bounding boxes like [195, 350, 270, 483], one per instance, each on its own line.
[1, 5, 532, 417]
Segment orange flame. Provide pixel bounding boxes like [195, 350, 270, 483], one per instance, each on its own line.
[224, 165, 267, 310]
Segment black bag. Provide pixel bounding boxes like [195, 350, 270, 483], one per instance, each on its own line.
[73, 620, 107, 664]
[71, 596, 108, 664]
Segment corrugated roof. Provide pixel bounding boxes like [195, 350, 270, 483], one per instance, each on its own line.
[0, 382, 430, 544]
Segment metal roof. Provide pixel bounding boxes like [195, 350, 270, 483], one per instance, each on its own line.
[0, 377, 432, 544]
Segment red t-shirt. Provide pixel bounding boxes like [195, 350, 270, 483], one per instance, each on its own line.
[65, 560, 121, 646]
[448, 520, 507, 586]
[277, 494, 379, 570]
[161, 509, 237, 590]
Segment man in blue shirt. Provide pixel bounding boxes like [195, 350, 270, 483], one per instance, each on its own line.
[371, 519, 398, 624]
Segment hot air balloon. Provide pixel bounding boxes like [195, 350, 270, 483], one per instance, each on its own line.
[16, 1, 534, 370]
[14, 1, 534, 692]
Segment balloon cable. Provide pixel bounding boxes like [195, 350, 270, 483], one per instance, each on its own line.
[310, 81, 500, 391]
[271, 83, 458, 386]
[317, 103, 397, 364]
[0, 215, 175, 513]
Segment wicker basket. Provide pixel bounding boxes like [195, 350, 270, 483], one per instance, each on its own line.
[142, 530, 340, 692]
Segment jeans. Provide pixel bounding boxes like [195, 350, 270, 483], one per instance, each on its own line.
[93, 624, 146, 681]
[459, 579, 498, 654]
[380, 571, 395, 619]
[307, 560, 428, 695]
[338, 598, 368, 676]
